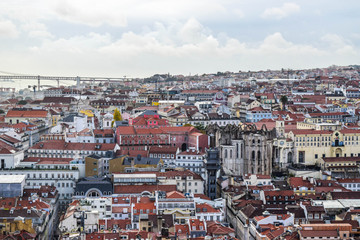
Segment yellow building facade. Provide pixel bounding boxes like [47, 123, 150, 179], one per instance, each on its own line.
[288, 129, 360, 165]
[0, 218, 35, 235]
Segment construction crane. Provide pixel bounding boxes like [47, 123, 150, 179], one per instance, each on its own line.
[0, 73, 133, 91]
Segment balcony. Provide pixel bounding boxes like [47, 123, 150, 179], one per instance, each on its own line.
[331, 141, 344, 147]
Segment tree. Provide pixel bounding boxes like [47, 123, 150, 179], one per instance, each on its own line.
[194, 123, 205, 131]
[111, 108, 122, 127]
[280, 95, 288, 110]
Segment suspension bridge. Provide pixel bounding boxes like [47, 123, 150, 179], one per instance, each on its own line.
[0, 71, 135, 91]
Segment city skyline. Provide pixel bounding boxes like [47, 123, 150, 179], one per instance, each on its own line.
[0, 1, 359, 77]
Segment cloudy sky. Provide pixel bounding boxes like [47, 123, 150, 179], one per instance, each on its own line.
[0, 0, 359, 78]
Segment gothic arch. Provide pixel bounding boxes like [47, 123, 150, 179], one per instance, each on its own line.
[287, 152, 293, 163]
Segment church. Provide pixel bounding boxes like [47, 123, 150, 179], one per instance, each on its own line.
[206, 123, 276, 176]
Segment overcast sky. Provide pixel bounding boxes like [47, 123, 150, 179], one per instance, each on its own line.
[0, 0, 359, 77]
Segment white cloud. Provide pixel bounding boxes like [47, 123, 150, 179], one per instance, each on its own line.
[0, 20, 19, 38]
[10, 19, 357, 77]
[321, 33, 349, 48]
[0, 0, 229, 28]
[0, 1, 358, 77]
[21, 22, 54, 39]
[177, 18, 209, 44]
[33, 32, 113, 53]
[321, 33, 357, 55]
[233, 9, 245, 18]
[262, 3, 300, 20]
[53, 0, 127, 27]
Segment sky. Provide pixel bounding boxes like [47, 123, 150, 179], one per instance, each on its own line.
[0, 0, 359, 78]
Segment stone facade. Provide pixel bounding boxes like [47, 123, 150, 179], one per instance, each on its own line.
[206, 124, 276, 176]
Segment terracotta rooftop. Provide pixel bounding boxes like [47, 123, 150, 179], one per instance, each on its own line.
[6, 109, 48, 118]
[113, 184, 176, 194]
[300, 230, 338, 238]
[30, 140, 116, 151]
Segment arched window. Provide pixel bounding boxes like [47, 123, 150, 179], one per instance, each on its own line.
[288, 152, 293, 163]
[225, 149, 228, 159]
[252, 151, 255, 161]
[241, 144, 243, 158]
[230, 150, 233, 158]
[236, 144, 239, 158]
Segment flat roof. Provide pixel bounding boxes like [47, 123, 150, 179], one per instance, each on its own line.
[0, 174, 26, 183]
[113, 173, 157, 178]
[312, 200, 344, 209]
[338, 199, 360, 208]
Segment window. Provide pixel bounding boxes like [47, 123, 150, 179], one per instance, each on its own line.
[299, 151, 305, 163]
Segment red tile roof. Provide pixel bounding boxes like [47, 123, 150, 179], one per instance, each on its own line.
[166, 191, 185, 199]
[289, 177, 314, 189]
[309, 112, 347, 117]
[98, 219, 131, 230]
[331, 191, 360, 199]
[340, 129, 360, 134]
[6, 109, 48, 118]
[175, 223, 190, 235]
[85, 233, 120, 240]
[30, 140, 116, 151]
[264, 190, 295, 197]
[337, 178, 360, 183]
[196, 203, 221, 213]
[149, 146, 178, 154]
[113, 184, 176, 194]
[323, 157, 360, 162]
[206, 221, 235, 236]
[133, 202, 156, 215]
[0, 134, 21, 144]
[194, 194, 211, 200]
[300, 230, 338, 238]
